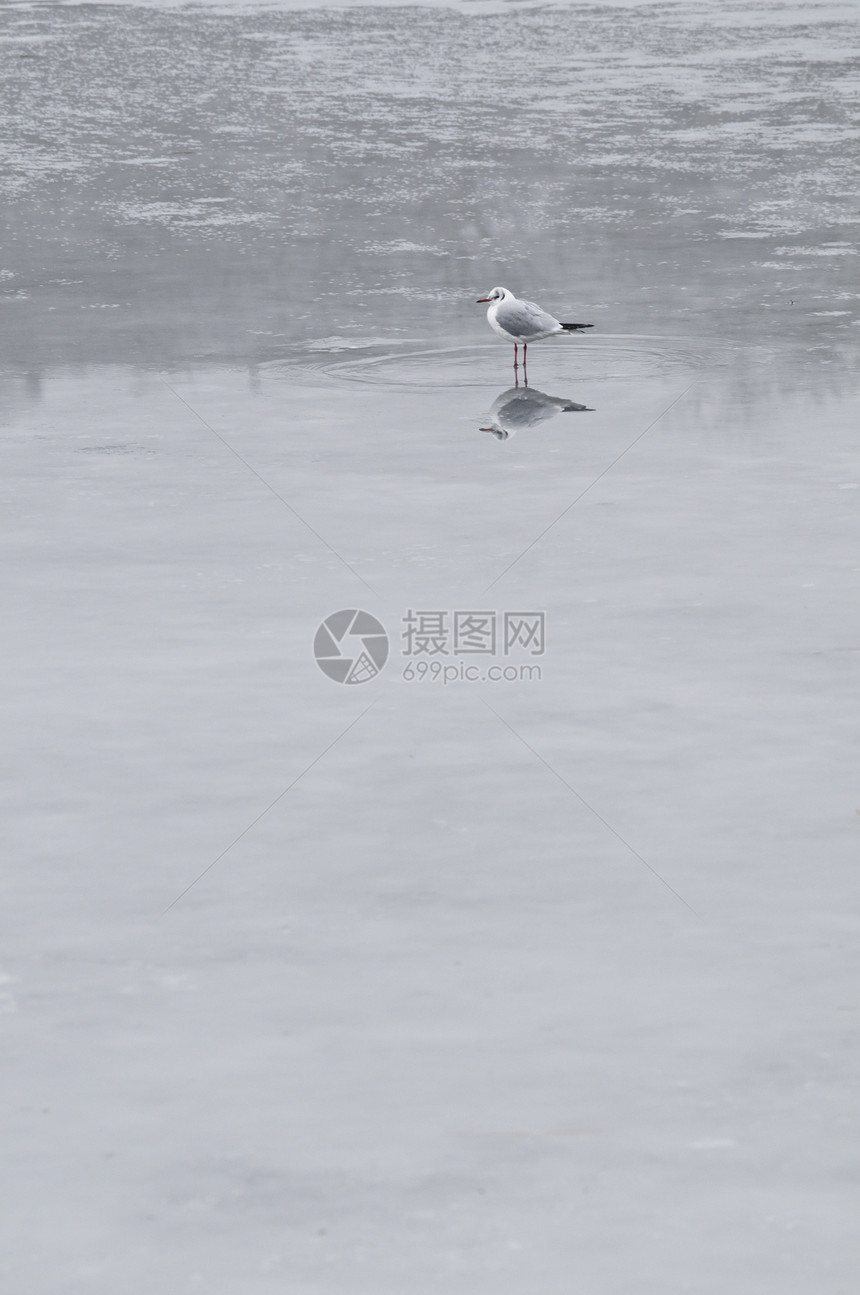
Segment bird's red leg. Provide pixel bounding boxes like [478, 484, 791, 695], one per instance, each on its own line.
[513, 343, 518, 368]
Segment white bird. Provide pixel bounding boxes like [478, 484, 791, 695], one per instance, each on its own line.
[476, 285, 593, 368]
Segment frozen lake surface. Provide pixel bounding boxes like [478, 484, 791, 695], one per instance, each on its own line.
[2, 2, 859, 1292]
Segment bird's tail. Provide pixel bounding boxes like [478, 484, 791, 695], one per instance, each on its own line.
[560, 322, 594, 333]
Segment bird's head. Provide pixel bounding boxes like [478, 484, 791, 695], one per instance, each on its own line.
[476, 286, 508, 304]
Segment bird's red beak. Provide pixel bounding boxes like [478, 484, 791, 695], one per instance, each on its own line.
[476, 297, 490, 303]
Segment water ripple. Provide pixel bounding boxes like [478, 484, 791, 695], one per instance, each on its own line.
[279, 335, 718, 389]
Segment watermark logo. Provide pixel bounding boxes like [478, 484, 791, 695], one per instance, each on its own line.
[313, 609, 389, 684]
[313, 608, 545, 685]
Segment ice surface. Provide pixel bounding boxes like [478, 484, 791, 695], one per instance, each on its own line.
[1, 2, 859, 1293]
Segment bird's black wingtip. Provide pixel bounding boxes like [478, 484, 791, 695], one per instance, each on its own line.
[560, 322, 594, 333]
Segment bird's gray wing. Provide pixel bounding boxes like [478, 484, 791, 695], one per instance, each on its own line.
[521, 298, 562, 331]
[496, 298, 559, 338]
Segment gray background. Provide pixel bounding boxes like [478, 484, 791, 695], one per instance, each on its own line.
[2, 1, 859, 1292]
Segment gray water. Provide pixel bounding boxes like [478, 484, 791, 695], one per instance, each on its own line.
[2, 3, 859, 1293]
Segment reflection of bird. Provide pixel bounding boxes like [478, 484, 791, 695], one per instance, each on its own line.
[476, 286, 593, 368]
[480, 385, 593, 440]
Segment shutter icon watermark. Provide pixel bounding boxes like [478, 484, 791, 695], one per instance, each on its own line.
[313, 609, 390, 685]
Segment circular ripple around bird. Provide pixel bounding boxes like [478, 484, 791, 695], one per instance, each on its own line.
[282, 336, 717, 389]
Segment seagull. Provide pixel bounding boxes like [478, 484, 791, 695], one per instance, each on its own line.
[476, 286, 593, 367]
